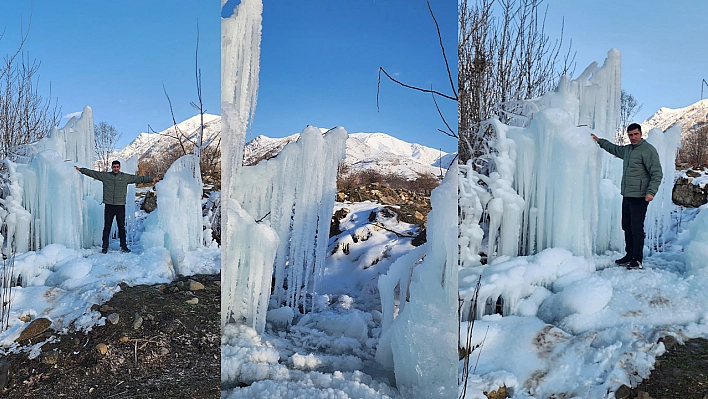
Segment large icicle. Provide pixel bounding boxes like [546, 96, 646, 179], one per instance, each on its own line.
[376, 164, 458, 398]
[220, 0, 274, 332]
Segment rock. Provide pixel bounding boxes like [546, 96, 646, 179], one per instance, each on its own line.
[141, 190, 157, 213]
[659, 335, 678, 351]
[19, 314, 30, 322]
[0, 360, 10, 390]
[107, 313, 120, 325]
[185, 298, 199, 305]
[119, 336, 130, 343]
[615, 384, 631, 399]
[16, 317, 51, 342]
[160, 347, 170, 356]
[188, 279, 205, 291]
[336, 192, 346, 201]
[95, 343, 108, 355]
[40, 350, 59, 365]
[100, 305, 115, 312]
[636, 391, 653, 399]
[673, 176, 708, 207]
[485, 386, 507, 399]
[132, 313, 143, 330]
[686, 169, 702, 178]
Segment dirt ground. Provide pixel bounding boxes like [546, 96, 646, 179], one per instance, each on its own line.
[620, 338, 708, 399]
[0, 274, 220, 399]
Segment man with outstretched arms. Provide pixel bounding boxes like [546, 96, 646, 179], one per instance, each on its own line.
[76, 160, 159, 253]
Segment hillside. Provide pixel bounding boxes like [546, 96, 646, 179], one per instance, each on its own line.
[120, 116, 456, 180]
[642, 99, 708, 133]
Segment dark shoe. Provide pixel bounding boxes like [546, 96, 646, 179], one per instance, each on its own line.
[120, 247, 131, 253]
[626, 260, 643, 270]
[101, 248, 108, 254]
[615, 255, 632, 266]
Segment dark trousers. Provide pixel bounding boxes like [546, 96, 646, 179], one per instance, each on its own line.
[103, 204, 127, 250]
[621, 197, 649, 262]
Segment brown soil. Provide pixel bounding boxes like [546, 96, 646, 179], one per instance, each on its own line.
[0, 274, 220, 399]
[625, 338, 708, 399]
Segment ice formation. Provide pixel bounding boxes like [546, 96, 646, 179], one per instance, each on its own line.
[376, 164, 458, 398]
[645, 125, 682, 253]
[460, 49, 679, 267]
[221, 0, 347, 332]
[141, 155, 204, 272]
[0, 107, 105, 253]
[232, 126, 347, 311]
[220, 0, 270, 331]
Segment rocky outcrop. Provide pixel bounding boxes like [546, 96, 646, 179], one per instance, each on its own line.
[672, 175, 708, 208]
[337, 183, 431, 226]
[140, 191, 157, 213]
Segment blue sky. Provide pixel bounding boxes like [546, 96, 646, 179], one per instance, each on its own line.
[227, 0, 458, 153]
[0, 1, 220, 148]
[1, 1, 456, 154]
[544, 0, 708, 122]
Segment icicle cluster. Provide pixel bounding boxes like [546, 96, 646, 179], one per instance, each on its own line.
[4, 107, 98, 252]
[376, 164, 458, 398]
[460, 50, 627, 264]
[232, 127, 348, 311]
[645, 125, 682, 252]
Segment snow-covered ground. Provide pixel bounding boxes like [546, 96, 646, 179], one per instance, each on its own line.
[459, 204, 707, 398]
[221, 201, 423, 398]
[0, 196, 220, 357]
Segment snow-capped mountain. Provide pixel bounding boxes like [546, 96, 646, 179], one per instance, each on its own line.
[244, 130, 454, 179]
[119, 114, 221, 160]
[642, 99, 708, 133]
[120, 115, 455, 179]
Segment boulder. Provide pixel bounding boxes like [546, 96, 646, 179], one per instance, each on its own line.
[141, 191, 158, 213]
[672, 177, 707, 207]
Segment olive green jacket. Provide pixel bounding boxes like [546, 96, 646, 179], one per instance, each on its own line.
[78, 168, 153, 205]
[597, 138, 663, 198]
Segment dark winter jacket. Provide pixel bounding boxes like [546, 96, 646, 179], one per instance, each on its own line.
[597, 138, 663, 198]
[78, 168, 153, 205]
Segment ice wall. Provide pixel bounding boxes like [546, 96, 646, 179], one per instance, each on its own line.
[376, 164, 458, 398]
[1, 107, 99, 252]
[460, 50, 627, 263]
[233, 127, 348, 312]
[142, 155, 203, 272]
[645, 126, 682, 253]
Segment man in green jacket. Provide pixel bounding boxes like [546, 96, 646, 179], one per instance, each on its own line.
[591, 123, 663, 270]
[75, 160, 159, 253]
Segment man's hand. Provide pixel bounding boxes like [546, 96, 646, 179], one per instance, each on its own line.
[590, 134, 600, 142]
[645, 194, 654, 202]
[74, 166, 80, 171]
[153, 178, 160, 184]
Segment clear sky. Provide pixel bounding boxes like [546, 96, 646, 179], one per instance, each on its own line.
[0, 1, 220, 149]
[223, 0, 458, 153]
[544, 0, 708, 123]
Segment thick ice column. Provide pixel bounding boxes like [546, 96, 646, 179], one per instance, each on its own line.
[378, 164, 458, 398]
[221, 0, 265, 328]
[153, 155, 204, 272]
[221, 0, 262, 195]
[645, 125, 682, 253]
[221, 198, 278, 331]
